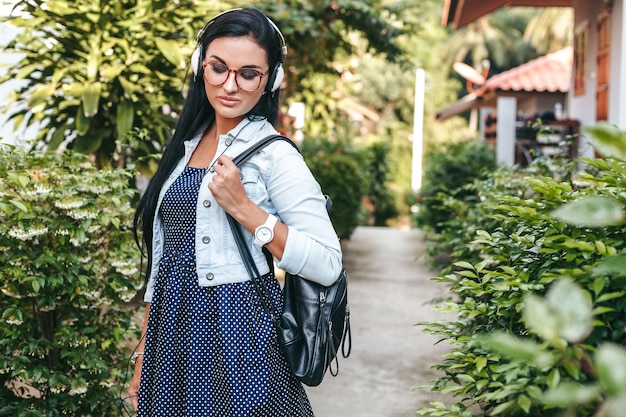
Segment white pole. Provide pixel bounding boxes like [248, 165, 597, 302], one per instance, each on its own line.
[412, 69, 425, 193]
[496, 97, 516, 166]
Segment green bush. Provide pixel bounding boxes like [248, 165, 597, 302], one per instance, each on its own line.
[301, 137, 368, 240]
[364, 141, 399, 226]
[418, 124, 626, 417]
[0, 145, 141, 416]
[414, 139, 498, 234]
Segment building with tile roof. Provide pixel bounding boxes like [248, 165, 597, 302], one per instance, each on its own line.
[438, 0, 626, 165]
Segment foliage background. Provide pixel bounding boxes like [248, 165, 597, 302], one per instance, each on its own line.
[0, 146, 140, 416]
[0, 0, 583, 415]
[417, 125, 626, 417]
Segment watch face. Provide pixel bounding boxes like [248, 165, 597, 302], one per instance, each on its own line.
[257, 226, 273, 242]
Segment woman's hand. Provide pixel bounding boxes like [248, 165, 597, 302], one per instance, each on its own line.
[208, 155, 251, 216]
[128, 359, 141, 411]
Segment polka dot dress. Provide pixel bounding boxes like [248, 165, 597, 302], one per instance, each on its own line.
[137, 166, 314, 417]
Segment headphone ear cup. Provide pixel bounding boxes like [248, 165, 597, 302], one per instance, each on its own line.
[190, 46, 202, 78]
[268, 62, 284, 93]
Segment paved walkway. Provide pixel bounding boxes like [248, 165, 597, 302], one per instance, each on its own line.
[305, 226, 451, 417]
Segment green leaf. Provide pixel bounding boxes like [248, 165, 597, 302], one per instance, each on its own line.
[594, 255, 626, 275]
[551, 196, 624, 228]
[595, 343, 626, 396]
[546, 278, 593, 343]
[547, 368, 560, 389]
[584, 123, 626, 159]
[48, 126, 68, 149]
[596, 291, 626, 303]
[454, 261, 475, 270]
[592, 277, 607, 296]
[72, 132, 104, 154]
[491, 400, 513, 415]
[27, 83, 55, 108]
[116, 99, 134, 139]
[8, 172, 29, 188]
[76, 106, 91, 135]
[155, 38, 185, 68]
[478, 332, 554, 367]
[523, 294, 559, 342]
[517, 395, 532, 413]
[81, 82, 102, 117]
[542, 382, 602, 406]
[475, 356, 487, 372]
[9, 199, 29, 213]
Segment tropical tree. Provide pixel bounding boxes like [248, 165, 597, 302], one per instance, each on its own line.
[0, 0, 405, 170]
[524, 7, 573, 54]
[441, 8, 540, 75]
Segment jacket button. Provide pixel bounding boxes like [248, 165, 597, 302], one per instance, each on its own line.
[225, 138, 233, 146]
[203, 200, 211, 207]
[202, 236, 210, 244]
[206, 272, 214, 280]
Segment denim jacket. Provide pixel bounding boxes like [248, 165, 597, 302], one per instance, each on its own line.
[144, 118, 343, 302]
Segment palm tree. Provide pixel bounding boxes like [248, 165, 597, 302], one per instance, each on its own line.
[524, 7, 573, 54]
[442, 8, 541, 72]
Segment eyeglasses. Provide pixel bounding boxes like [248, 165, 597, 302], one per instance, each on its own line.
[203, 61, 268, 92]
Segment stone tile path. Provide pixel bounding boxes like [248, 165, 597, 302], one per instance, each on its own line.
[306, 226, 452, 417]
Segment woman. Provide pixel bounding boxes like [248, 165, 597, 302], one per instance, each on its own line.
[128, 7, 343, 417]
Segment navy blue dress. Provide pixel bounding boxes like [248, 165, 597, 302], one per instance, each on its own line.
[137, 166, 314, 417]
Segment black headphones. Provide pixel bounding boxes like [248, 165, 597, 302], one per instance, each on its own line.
[190, 8, 288, 93]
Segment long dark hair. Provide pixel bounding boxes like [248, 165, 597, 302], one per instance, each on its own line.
[133, 8, 284, 281]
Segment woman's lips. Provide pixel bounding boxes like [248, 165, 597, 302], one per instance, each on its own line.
[218, 96, 239, 107]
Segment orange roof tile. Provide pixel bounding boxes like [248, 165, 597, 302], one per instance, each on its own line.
[435, 47, 572, 121]
[483, 46, 572, 94]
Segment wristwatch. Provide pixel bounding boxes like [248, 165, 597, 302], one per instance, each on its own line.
[253, 214, 278, 247]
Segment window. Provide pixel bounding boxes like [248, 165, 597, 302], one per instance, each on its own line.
[573, 22, 588, 96]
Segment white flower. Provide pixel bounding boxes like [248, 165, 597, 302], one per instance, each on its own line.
[70, 384, 88, 395]
[119, 290, 135, 302]
[6, 319, 23, 325]
[8, 225, 49, 241]
[67, 209, 98, 220]
[25, 184, 52, 197]
[55, 199, 84, 210]
[87, 225, 100, 233]
[82, 185, 110, 194]
[117, 266, 139, 277]
[35, 184, 52, 195]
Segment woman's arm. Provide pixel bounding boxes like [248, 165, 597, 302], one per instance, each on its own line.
[128, 302, 150, 412]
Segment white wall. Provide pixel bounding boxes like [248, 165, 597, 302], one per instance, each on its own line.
[568, 1, 602, 157]
[610, 0, 626, 129]
[0, 2, 36, 147]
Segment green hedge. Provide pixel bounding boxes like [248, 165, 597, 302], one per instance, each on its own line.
[0, 146, 141, 416]
[415, 139, 498, 234]
[300, 137, 366, 239]
[418, 124, 626, 417]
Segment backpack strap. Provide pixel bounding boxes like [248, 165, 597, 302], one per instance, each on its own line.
[232, 134, 298, 166]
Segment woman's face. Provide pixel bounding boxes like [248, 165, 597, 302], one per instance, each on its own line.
[202, 36, 269, 122]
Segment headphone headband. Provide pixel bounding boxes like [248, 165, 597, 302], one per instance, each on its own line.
[195, 8, 288, 58]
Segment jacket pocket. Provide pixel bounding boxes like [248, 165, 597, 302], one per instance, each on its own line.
[240, 166, 261, 200]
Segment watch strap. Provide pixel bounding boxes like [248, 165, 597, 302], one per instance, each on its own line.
[254, 214, 278, 247]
